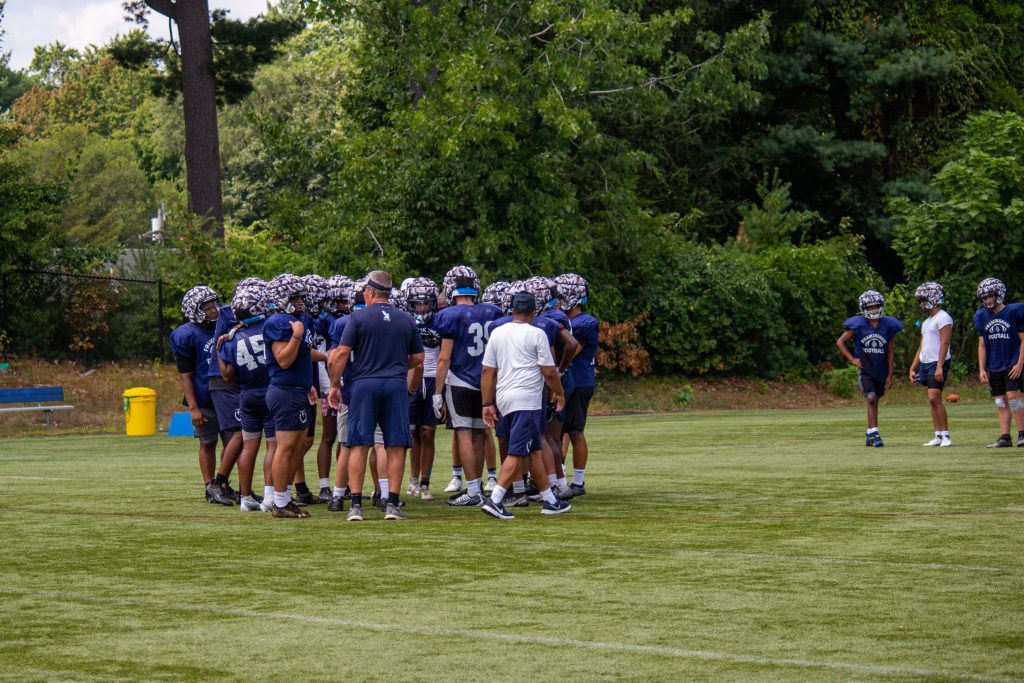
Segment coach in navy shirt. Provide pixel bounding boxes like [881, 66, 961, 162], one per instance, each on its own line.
[328, 271, 424, 520]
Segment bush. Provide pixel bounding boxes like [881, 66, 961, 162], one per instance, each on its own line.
[821, 366, 859, 398]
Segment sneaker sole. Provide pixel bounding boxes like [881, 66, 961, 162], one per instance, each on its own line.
[541, 504, 571, 515]
[347, 515, 363, 521]
[481, 505, 514, 520]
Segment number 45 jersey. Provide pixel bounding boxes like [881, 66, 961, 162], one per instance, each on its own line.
[432, 302, 502, 390]
[218, 319, 270, 391]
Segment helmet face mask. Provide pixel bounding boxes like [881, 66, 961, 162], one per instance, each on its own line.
[977, 277, 1006, 309]
[266, 274, 307, 315]
[324, 275, 354, 315]
[858, 290, 885, 320]
[181, 285, 219, 325]
[403, 277, 439, 321]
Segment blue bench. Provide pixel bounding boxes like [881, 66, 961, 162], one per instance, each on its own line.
[0, 386, 75, 428]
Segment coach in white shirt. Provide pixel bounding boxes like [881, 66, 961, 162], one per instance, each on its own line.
[480, 291, 569, 519]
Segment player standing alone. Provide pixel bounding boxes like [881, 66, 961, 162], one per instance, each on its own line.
[974, 277, 1024, 448]
[908, 282, 953, 447]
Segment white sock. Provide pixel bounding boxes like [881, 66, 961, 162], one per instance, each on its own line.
[452, 467, 463, 478]
[263, 485, 274, 500]
[319, 477, 329, 489]
[940, 431, 950, 437]
[379, 479, 390, 497]
[490, 485, 507, 505]
[866, 428, 879, 435]
[540, 488, 557, 504]
[333, 486, 345, 498]
[547, 474, 557, 487]
[556, 476, 567, 489]
[467, 478, 481, 496]
[572, 468, 585, 486]
[274, 490, 290, 508]
[512, 480, 525, 494]
[935, 431, 942, 437]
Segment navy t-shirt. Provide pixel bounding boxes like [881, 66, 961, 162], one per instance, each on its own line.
[432, 302, 503, 389]
[264, 312, 314, 392]
[314, 311, 335, 347]
[974, 303, 1024, 372]
[338, 304, 423, 382]
[218, 319, 270, 392]
[328, 314, 354, 403]
[169, 322, 215, 409]
[207, 305, 236, 380]
[843, 315, 904, 382]
[568, 313, 599, 388]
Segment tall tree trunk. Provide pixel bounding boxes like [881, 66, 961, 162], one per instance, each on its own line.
[145, 0, 224, 240]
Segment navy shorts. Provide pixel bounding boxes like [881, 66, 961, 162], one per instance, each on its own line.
[210, 386, 242, 434]
[239, 388, 275, 440]
[267, 385, 313, 433]
[554, 371, 575, 422]
[495, 410, 508, 440]
[500, 409, 544, 457]
[857, 371, 886, 399]
[915, 360, 951, 391]
[988, 369, 1024, 396]
[563, 385, 594, 435]
[409, 377, 438, 429]
[348, 378, 412, 448]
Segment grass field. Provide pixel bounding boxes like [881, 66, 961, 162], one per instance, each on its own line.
[1, 404, 1022, 682]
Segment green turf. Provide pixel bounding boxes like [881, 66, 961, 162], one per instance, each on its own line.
[1, 404, 1022, 682]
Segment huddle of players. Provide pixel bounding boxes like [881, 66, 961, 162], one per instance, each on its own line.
[169, 266, 599, 519]
[837, 277, 1024, 448]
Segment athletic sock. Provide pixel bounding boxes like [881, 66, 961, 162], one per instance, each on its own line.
[939, 431, 950, 437]
[287, 484, 293, 496]
[319, 477, 329, 489]
[351, 493, 362, 507]
[420, 476, 430, 487]
[274, 490, 289, 509]
[452, 466, 463, 478]
[540, 488, 557, 504]
[467, 478, 481, 496]
[866, 428, 879, 436]
[487, 468, 497, 479]
[387, 492, 400, 507]
[379, 479, 390, 498]
[333, 486, 345, 498]
[556, 476, 567, 489]
[512, 480, 525, 494]
[214, 473, 228, 486]
[490, 485, 507, 505]
[547, 474, 557, 488]
[295, 482, 310, 495]
[263, 485, 274, 500]
[572, 468, 585, 486]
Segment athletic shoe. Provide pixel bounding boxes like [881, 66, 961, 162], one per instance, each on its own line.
[873, 435, 884, 447]
[557, 483, 586, 500]
[272, 504, 304, 519]
[865, 434, 877, 447]
[523, 479, 539, 496]
[204, 486, 211, 502]
[250, 492, 264, 503]
[206, 482, 235, 506]
[318, 487, 333, 504]
[239, 496, 261, 512]
[939, 436, 953, 447]
[527, 491, 545, 502]
[259, 497, 275, 512]
[481, 499, 514, 520]
[922, 436, 942, 447]
[407, 480, 421, 496]
[443, 476, 463, 493]
[346, 503, 364, 521]
[484, 477, 497, 494]
[225, 485, 239, 504]
[384, 503, 407, 520]
[287, 501, 311, 518]
[448, 492, 483, 507]
[295, 489, 316, 506]
[987, 435, 1013, 448]
[541, 499, 571, 515]
[327, 496, 345, 512]
[371, 491, 384, 510]
[419, 486, 434, 501]
[551, 483, 566, 498]
[506, 493, 529, 508]
[1018, 433, 1024, 447]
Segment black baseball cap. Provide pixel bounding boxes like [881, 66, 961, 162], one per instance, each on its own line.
[512, 291, 535, 313]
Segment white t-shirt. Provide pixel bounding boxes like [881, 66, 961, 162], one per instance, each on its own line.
[920, 309, 953, 363]
[481, 321, 555, 415]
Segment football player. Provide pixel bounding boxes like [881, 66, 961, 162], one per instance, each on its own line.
[404, 277, 442, 500]
[836, 290, 904, 446]
[289, 274, 328, 505]
[433, 265, 503, 507]
[207, 287, 245, 502]
[974, 278, 1024, 448]
[908, 282, 954, 447]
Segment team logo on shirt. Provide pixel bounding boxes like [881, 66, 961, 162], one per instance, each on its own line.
[382, 310, 391, 322]
[234, 409, 242, 421]
[985, 318, 1012, 340]
[860, 333, 887, 354]
[204, 338, 215, 364]
[299, 409, 307, 424]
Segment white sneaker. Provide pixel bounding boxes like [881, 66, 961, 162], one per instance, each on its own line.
[419, 486, 434, 501]
[259, 497, 275, 512]
[483, 477, 497, 494]
[939, 436, 953, 447]
[240, 496, 261, 512]
[923, 436, 942, 447]
[444, 476, 463, 493]
[406, 480, 421, 496]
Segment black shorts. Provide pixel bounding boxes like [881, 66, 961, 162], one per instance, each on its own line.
[445, 385, 484, 430]
[409, 377, 439, 429]
[306, 401, 317, 438]
[988, 369, 1023, 396]
[915, 360, 951, 391]
[857, 371, 886, 399]
[563, 386, 594, 435]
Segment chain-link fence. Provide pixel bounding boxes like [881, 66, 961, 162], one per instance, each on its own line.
[0, 270, 169, 363]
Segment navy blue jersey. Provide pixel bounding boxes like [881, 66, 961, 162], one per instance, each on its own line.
[843, 315, 904, 382]
[313, 311, 335, 347]
[328, 314, 354, 403]
[974, 303, 1024, 372]
[169, 321, 215, 409]
[432, 302, 503, 389]
[218, 319, 270, 392]
[207, 305, 237, 379]
[264, 312, 314, 391]
[339, 304, 423, 382]
[568, 313, 599, 388]
[542, 307, 570, 363]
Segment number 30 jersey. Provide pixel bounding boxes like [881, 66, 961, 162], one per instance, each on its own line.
[432, 302, 502, 390]
[218, 319, 270, 392]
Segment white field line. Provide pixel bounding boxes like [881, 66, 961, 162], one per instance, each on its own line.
[1, 588, 1020, 683]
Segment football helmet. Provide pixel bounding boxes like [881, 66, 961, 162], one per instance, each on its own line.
[504, 280, 529, 313]
[482, 281, 510, 308]
[266, 274, 307, 315]
[443, 265, 480, 302]
[525, 276, 557, 314]
[977, 277, 1006, 308]
[858, 290, 885, 319]
[302, 274, 328, 314]
[554, 273, 588, 311]
[181, 285, 218, 324]
[389, 287, 408, 310]
[231, 278, 267, 320]
[404, 277, 439, 319]
[324, 275, 354, 315]
[914, 282, 944, 311]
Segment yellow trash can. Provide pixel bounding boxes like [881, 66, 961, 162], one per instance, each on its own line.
[123, 387, 157, 436]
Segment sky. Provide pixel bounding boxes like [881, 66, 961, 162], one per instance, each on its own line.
[2, 0, 269, 70]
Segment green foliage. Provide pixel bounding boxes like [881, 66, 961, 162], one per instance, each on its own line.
[820, 365, 859, 398]
[738, 170, 823, 247]
[0, 132, 66, 273]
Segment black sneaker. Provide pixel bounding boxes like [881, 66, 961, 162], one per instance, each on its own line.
[523, 480, 539, 496]
[448, 492, 483, 507]
[204, 485, 211, 502]
[317, 487, 332, 504]
[557, 483, 586, 500]
[873, 435, 884, 447]
[272, 504, 305, 519]
[295, 489, 316, 505]
[371, 491, 384, 510]
[223, 484, 239, 504]
[250, 492, 264, 503]
[327, 496, 345, 512]
[342, 486, 352, 500]
[1017, 433, 1024, 448]
[987, 435, 1013, 448]
[286, 501, 311, 518]
[506, 493, 529, 508]
[206, 482, 235, 506]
